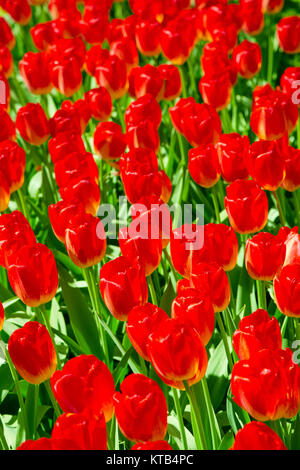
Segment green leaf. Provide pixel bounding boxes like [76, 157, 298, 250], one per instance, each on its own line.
[218, 430, 234, 450]
[226, 388, 251, 435]
[159, 280, 176, 315]
[207, 340, 229, 409]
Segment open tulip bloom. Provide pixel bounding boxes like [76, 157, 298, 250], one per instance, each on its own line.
[0, 0, 299, 454]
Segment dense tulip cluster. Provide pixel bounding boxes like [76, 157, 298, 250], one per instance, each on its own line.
[0, 0, 299, 454]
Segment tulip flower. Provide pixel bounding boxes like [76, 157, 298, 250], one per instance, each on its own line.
[0, 46, 13, 78]
[190, 262, 231, 313]
[51, 411, 107, 450]
[129, 64, 164, 100]
[59, 177, 101, 216]
[16, 103, 50, 146]
[18, 438, 80, 450]
[50, 58, 82, 97]
[201, 41, 237, 86]
[231, 422, 287, 450]
[2, 0, 32, 25]
[30, 21, 59, 52]
[204, 223, 239, 272]
[48, 200, 85, 243]
[49, 37, 86, 70]
[172, 279, 215, 346]
[99, 256, 148, 321]
[0, 108, 16, 142]
[126, 303, 169, 361]
[113, 374, 168, 442]
[135, 19, 161, 57]
[132, 441, 173, 450]
[0, 18, 15, 50]
[231, 348, 300, 421]
[125, 94, 162, 130]
[8, 321, 57, 384]
[51, 355, 115, 421]
[232, 40, 262, 79]
[281, 146, 300, 192]
[199, 72, 232, 111]
[157, 64, 182, 101]
[232, 309, 282, 360]
[0, 172, 9, 212]
[0, 210, 36, 268]
[54, 151, 99, 189]
[0, 301, 4, 331]
[7, 243, 59, 307]
[247, 140, 286, 191]
[225, 180, 269, 234]
[110, 38, 139, 73]
[262, 0, 284, 13]
[95, 54, 128, 100]
[170, 224, 206, 278]
[48, 0, 77, 19]
[241, 0, 264, 36]
[147, 318, 208, 389]
[280, 67, 300, 107]
[85, 87, 112, 122]
[188, 144, 221, 189]
[19, 52, 52, 95]
[48, 131, 86, 164]
[274, 263, 300, 317]
[126, 120, 160, 153]
[160, 18, 196, 65]
[64, 213, 106, 268]
[215, 133, 250, 183]
[277, 16, 300, 54]
[245, 232, 286, 281]
[94, 122, 127, 161]
[0, 140, 26, 193]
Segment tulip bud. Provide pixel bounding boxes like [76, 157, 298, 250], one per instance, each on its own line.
[2, 0, 32, 25]
[0, 46, 13, 78]
[147, 318, 208, 389]
[172, 280, 215, 346]
[274, 263, 300, 318]
[231, 422, 287, 450]
[52, 411, 107, 450]
[157, 64, 182, 101]
[245, 232, 286, 281]
[231, 348, 300, 420]
[135, 19, 161, 57]
[204, 223, 239, 272]
[51, 355, 115, 421]
[126, 303, 169, 360]
[247, 140, 285, 191]
[160, 19, 196, 65]
[125, 94, 162, 130]
[0, 108, 15, 142]
[232, 40, 262, 79]
[215, 133, 250, 183]
[0, 140, 26, 193]
[232, 309, 282, 360]
[50, 58, 82, 97]
[7, 243, 59, 307]
[225, 180, 269, 234]
[19, 52, 52, 95]
[126, 120, 160, 153]
[64, 213, 106, 268]
[241, 0, 264, 36]
[49, 37, 86, 70]
[95, 54, 128, 100]
[54, 151, 98, 189]
[16, 103, 50, 146]
[85, 87, 113, 121]
[199, 72, 232, 111]
[170, 224, 206, 278]
[113, 374, 168, 442]
[277, 16, 300, 54]
[100, 256, 148, 321]
[8, 321, 57, 384]
[110, 38, 139, 73]
[48, 132, 86, 164]
[129, 64, 164, 100]
[0, 18, 15, 50]
[59, 178, 101, 216]
[188, 144, 220, 188]
[30, 21, 60, 52]
[94, 122, 127, 161]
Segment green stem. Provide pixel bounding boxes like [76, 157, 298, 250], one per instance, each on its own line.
[216, 312, 234, 370]
[43, 380, 61, 419]
[211, 185, 221, 223]
[184, 381, 207, 450]
[163, 248, 179, 283]
[35, 306, 62, 370]
[148, 274, 158, 306]
[201, 378, 221, 449]
[267, 17, 274, 85]
[186, 56, 198, 98]
[172, 388, 188, 450]
[256, 280, 267, 310]
[115, 100, 125, 132]
[179, 66, 188, 98]
[273, 190, 286, 226]
[293, 191, 300, 227]
[14, 189, 29, 221]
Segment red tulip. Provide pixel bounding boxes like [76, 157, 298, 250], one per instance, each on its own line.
[188, 144, 221, 189]
[160, 18, 196, 65]
[201, 41, 237, 86]
[51, 355, 115, 421]
[94, 122, 127, 161]
[147, 318, 208, 390]
[172, 279, 215, 346]
[277, 16, 300, 54]
[170, 224, 206, 278]
[48, 131, 86, 164]
[232, 40, 262, 79]
[0, 46, 13, 78]
[247, 140, 285, 191]
[48, 201, 85, 243]
[204, 223, 239, 272]
[49, 37, 86, 70]
[16, 103, 50, 146]
[190, 262, 231, 313]
[50, 100, 90, 136]
[199, 73, 232, 111]
[64, 213, 106, 268]
[7, 243, 59, 307]
[85, 87, 112, 122]
[99, 256, 148, 321]
[262, 0, 284, 13]
[95, 54, 128, 100]
[157, 64, 182, 100]
[232, 309, 282, 360]
[48, 0, 77, 19]
[125, 94, 162, 130]
[80, 15, 109, 46]
[231, 422, 287, 450]
[135, 19, 161, 57]
[215, 133, 250, 183]
[280, 67, 300, 108]
[225, 180, 268, 234]
[129, 65, 164, 100]
[59, 178, 100, 217]
[0, 301, 4, 331]
[0, 140, 26, 193]
[245, 232, 286, 281]
[0, 211, 36, 268]
[8, 321, 57, 384]
[281, 146, 300, 192]
[113, 374, 168, 442]
[30, 21, 60, 52]
[2, 0, 32, 25]
[0, 108, 15, 142]
[50, 58, 82, 97]
[126, 120, 160, 153]
[126, 303, 169, 361]
[132, 441, 172, 450]
[54, 151, 99, 189]
[119, 222, 162, 277]
[274, 263, 300, 318]
[110, 38, 139, 73]
[250, 88, 299, 141]
[18, 437, 80, 450]
[19, 52, 52, 95]
[51, 411, 107, 450]
[0, 172, 9, 212]
[231, 348, 300, 421]
[0, 18, 15, 50]
[241, 0, 264, 36]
